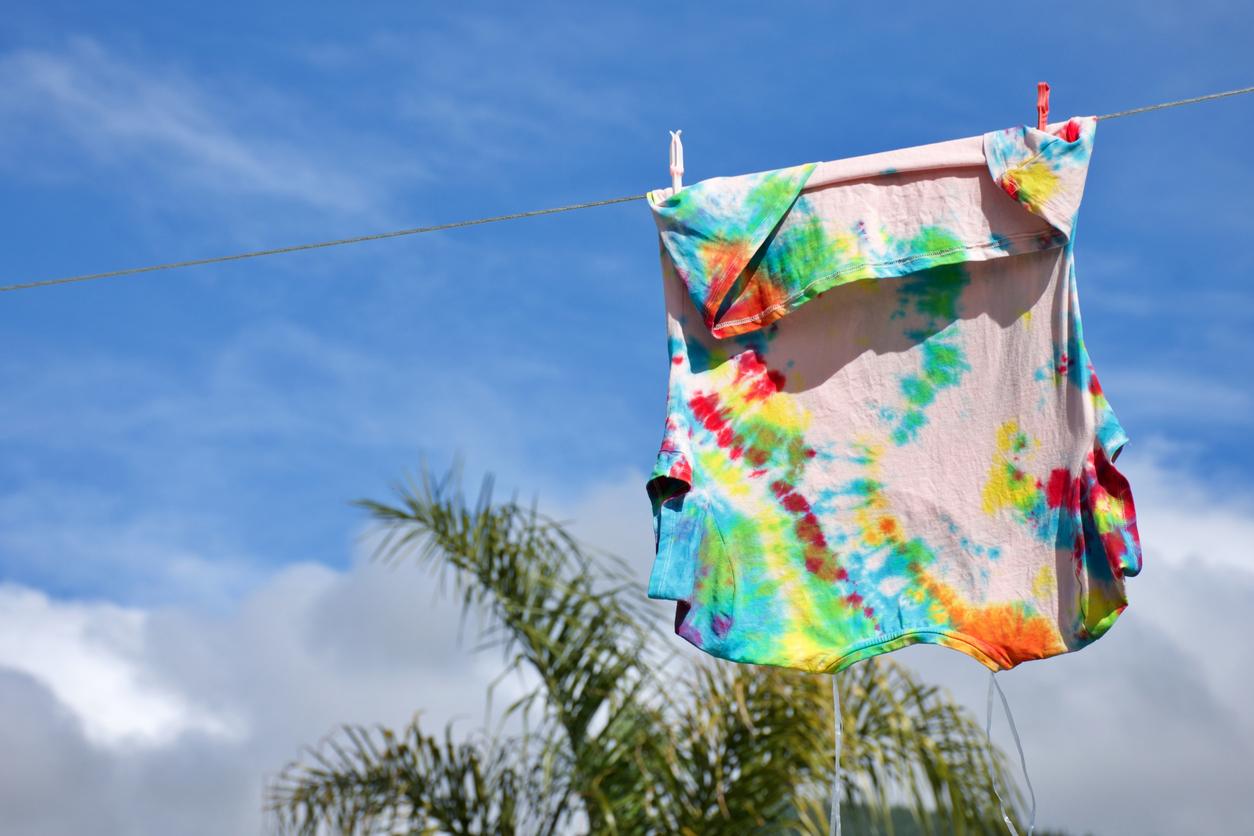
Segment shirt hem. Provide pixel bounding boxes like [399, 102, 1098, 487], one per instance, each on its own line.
[670, 620, 1039, 674]
[819, 626, 1009, 673]
[708, 228, 1063, 338]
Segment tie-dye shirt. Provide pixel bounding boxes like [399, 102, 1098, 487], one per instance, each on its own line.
[644, 116, 1141, 673]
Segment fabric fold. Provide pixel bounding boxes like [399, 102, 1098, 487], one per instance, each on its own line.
[983, 117, 1097, 240]
[648, 117, 1097, 339]
[648, 163, 817, 338]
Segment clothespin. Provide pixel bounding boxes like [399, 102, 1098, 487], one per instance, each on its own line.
[1036, 81, 1050, 130]
[669, 130, 684, 192]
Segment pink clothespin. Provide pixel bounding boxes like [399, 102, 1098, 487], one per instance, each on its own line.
[669, 130, 684, 192]
[1036, 82, 1050, 130]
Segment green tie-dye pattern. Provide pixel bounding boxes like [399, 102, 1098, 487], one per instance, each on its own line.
[892, 336, 972, 445]
[883, 230, 974, 445]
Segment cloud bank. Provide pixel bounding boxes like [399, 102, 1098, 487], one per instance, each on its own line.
[1, 442, 1252, 835]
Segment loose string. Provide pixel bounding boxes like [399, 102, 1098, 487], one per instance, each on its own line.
[985, 671, 1037, 836]
[2, 84, 1251, 294]
[830, 672, 842, 836]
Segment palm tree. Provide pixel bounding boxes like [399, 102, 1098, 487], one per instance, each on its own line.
[269, 468, 1045, 835]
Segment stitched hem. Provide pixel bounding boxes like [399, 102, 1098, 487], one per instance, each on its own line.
[709, 228, 1062, 338]
[1085, 603, 1127, 642]
[646, 470, 703, 601]
[648, 449, 689, 484]
[1103, 427, 1131, 464]
[652, 528, 682, 601]
[818, 627, 1009, 674]
[671, 623, 1045, 675]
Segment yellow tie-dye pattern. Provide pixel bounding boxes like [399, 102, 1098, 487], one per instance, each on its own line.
[767, 482, 858, 668]
[1091, 492, 1128, 533]
[694, 447, 754, 501]
[1032, 563, 1056, 599]
[701, 356, 854, 667]
[848, 441, 942, 624]
[851, 441, 893, 547]
[771, 436, 882, 667]
[1005, 158, 1061, 214]
[981, 420, 1042, 516]
[853, 447, 914, 608]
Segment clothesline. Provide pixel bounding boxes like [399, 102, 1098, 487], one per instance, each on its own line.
[2, 84, 1252, 295]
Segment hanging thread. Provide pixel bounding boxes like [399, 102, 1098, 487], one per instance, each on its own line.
[830, 673, 842, 836]
[2, 84, 1252, 294]
[985, 671, 1037, 836]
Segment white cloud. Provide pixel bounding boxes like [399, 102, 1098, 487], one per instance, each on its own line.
[896, 557, 1254, 836]
[0, 552, 519, 835]
[1116, 435, 1254, 573]
[584, 445, 1254, 835]
[855, 435, 1254, 836]
[0, 441, 1252, 834]
[0, 38, 422, 222]
[0, 585, 239, 747]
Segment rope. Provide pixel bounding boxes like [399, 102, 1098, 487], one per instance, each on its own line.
[1098, 84, 1254, 121]
[2, 84, 1251, 295]
[0, 194, 645, 293]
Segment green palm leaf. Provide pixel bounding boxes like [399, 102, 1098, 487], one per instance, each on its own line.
[270, 467, 1045, 835]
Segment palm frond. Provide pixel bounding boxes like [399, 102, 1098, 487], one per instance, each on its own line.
[270, 465, 1049, 836]
[836, 657, 1024, 835]
[351, 467, 671, 833]
[269, 716, 521, 835]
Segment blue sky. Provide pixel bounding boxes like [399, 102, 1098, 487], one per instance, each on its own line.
[0, 3, 1252, 834]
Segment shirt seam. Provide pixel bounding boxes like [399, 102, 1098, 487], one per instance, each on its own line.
[820, 625, 1008, 672]
[715, 228, 1058, 332]
[702, 166, 817, 325]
